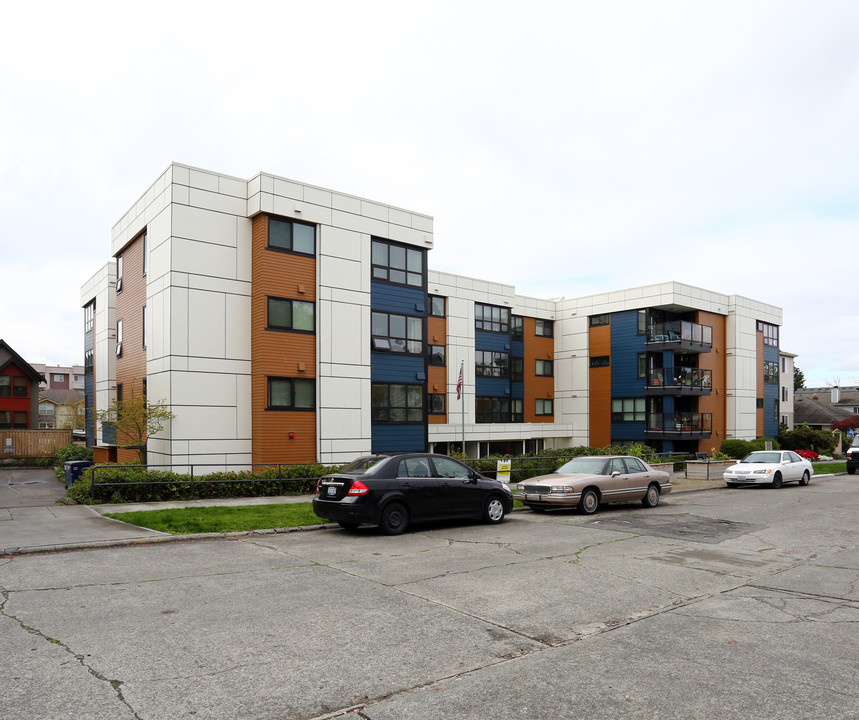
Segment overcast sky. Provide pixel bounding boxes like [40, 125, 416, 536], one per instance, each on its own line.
[2, 0, 857, 388]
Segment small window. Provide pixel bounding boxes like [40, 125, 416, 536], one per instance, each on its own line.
[268, 217, 316, 256]
[39, 403, 54, 415]
[756, 398, 764, 409]
[116, 319, 123, 357]
[590, 355, 610, 368]
[13, 411, 27, 428]
[267, 377, 315, 410]
[0, 376, 10, 397]
[142, 232, 148, 276]
[535, 320, 553, 337]
[267, 297, 315, 332]
[511, 357, 523, 382]
[535, 359, 553, 377]
[116, 254, 123, 292]
[428, 345, 445, 366]
[536, 398, 553, 416]
[142, 305, 147, 349]
[429, 296, 446, 317]
[428, 393, 446, 414]
[590, 314, 609, 327]
[637, 310, 647, 335]
[764, 361, 779, 384]
[638, 354, 646, 379]
[511, 316, 523, 338]
[53, 374, 65, 382]
[511, 398, 523, 422]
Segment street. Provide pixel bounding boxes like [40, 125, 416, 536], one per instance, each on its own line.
[1, 474, 857, 719]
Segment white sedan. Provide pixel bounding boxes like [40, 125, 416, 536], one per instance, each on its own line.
[723, 450, 813, 488]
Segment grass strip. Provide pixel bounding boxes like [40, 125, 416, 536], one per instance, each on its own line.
[104, 502, 326, 535]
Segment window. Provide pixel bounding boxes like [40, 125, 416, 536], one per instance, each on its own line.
[511, 398, 523, 422]
[39, 403, 54, 415]
[782, 386, 788, 402]
[116, 319, 123, 357]
[429, 296, 446, 317]
[268, 217, 316, 255]
[74, 375, 83, 382]
[590, 314, 609, 327]
[535, 359, 553, 377]
[267, 377, 315, 410]
[611, 398, 646, 422]
[39, 422, 54, 429]
[511, 316, 523, 338]
[637, 310, 647, 335]
[476, 396, 509, 423]
[428, 393, 446, 414]
[372, 383, 423, 422]
[267, 297, 315, 332]
[116, 254, 123, 292]
[475, 303, 509, 333]
[638, 354, 646, 379]
[757, 321, 779, 347]
[53, 374, 65, 382]
[371, 238, 423, 287]
[142, 305, 147, 348]
[590, 355, 610, 368]
[372, 312, 422, 353]
[84, 302, 94, 332]
[428, 345, 445, 366]
[781, 357, 787, 372]
[764, 361, 779, 384]
[476, 350, 509, 378]
[1, 376, 29, 397]
[535, 319, 553, 337]
[536, 398, 553, 416]
[756, 398, 764, 409]
[0, 411, 28, 428]
[142, 232, 148, 276]
[511, 357, 523, 382]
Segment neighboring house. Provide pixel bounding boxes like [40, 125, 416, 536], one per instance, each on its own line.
[779, 351, 797, 429]
[38, 389, 86, 430]
[81, 163, 790, 468]
[31, 364, 86, 391]
[0, 339, 46, 430]
[794, 386, 859, 430]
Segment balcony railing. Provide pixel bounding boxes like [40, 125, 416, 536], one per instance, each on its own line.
[644, 412, 712, 438]
[646, 321, 713, 352]
[647, 366, 712, 395]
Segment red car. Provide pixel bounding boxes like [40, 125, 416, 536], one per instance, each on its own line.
[794, 449, 819, 460]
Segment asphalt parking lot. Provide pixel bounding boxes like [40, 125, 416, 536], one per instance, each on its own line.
[1, 472, 857, 719]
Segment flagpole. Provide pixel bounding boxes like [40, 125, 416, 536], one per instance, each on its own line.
[460, 361, 465, 456]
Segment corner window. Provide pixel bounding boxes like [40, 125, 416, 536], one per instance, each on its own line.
[429, 296, 446, 317]
[590, 314, 609, 327]
[590, 355, 610, 368]
[511, 398, 523, 422]
[116, 319, 123, 357]
[756, 321, 779, 347]
[511, 357, 523, 382]
[267, 377, 315, 410]
[372, 312, 423, 353]
[535, 320, 553, 337]
[535, 359, 553, 377]
[475, 303, 509, 333]
[267, 297, 315, 332]
[371, 238, 423, 287]
[536, 398, 553, 416]
[372, 383, 423, 422]
[511, 316, 523, 338]
[268, 216, 316, 256]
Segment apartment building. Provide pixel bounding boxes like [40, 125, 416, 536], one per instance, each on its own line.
[31, 364, 86, 391]
[81, 163, 787, 467]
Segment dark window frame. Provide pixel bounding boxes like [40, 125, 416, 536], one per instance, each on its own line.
[590, 355, 610, 368]
[475, 303, 510, 333]
[535, 359, 553, 377]
[611, 397, 646, 422]
[535, 319, 553, 337]
[476, 350, 510, 378]
[429, 295, 446, 317]
[372, 311, 423, 354]
[267, 377, 316, 410]
[428, 345, 446, 366]
[428, 393, 446, 415]
[372, 382, 424, 423]
[476, 396, 510, 423]
[535, 398, 553, 416]
[267, 296, 316, 333]
[371, 237, 424, 288]
[267, 216, 316, 256]
[590, 314, 610, 327]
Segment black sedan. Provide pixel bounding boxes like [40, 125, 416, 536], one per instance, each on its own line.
[312, 453, 514, 535]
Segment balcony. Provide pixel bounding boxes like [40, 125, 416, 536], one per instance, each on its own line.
[646, 367, 712, 396]
[646, 321, 712, 353]
[644, 412, 712, 440]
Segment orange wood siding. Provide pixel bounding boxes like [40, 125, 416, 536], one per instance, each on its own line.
[251, 214, 318, 464]
[523, 317, 554, 422]
[589, 323, 612, 447]
[427, 316, 447, 423]
[114, 231, 147, 463]
[695, 311, 727, 453]
[756, 331, 765, 436]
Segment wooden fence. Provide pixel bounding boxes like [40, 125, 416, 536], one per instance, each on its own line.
[1, 430, 73, 458]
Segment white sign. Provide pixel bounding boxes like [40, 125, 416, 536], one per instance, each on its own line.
[496, 459, 512, 482]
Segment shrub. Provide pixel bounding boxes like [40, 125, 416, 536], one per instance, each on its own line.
[56, 444, 93, 463]
[718, 440, 751, 458]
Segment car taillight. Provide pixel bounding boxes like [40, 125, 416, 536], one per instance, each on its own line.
[347, 480, 370, 496]
[316, 480, 322, 494]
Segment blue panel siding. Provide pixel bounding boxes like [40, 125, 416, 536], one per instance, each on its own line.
[372, 424, 426, 453]
[511, 339, 524, 358]
[476, 377, 511, 397]
[371, 354, 425, 383]
[763, 343, 780, 437]
[610, 311, 646, 397]
[371, 282, 425, 314]
[475, 330, 511, 352]
[611, 423, 646, 442]
[511, 382, 524, 400]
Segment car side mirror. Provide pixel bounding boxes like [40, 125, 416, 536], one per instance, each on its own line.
[611, 471, 621, 477]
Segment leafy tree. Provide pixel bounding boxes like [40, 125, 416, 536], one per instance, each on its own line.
[794, 365, 805, 391]
[57, 397, 86, 431]
[96, 392, 175, 464]
[778, 424, 835, 454]
[831, 415, 859, 432]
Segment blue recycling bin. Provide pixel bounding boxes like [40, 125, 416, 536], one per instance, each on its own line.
[63, 460, 95, 488]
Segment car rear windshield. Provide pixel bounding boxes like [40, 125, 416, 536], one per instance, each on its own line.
[556, 457, 609, 475]
[338, 456, 389, 475]
[741, 452, 781, 463]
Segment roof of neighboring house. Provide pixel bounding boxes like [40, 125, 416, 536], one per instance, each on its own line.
[794, 386, 858, 427]
[39, 389, 85, 405]
[0, 339, 46, 383]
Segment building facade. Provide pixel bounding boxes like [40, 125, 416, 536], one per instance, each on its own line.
[82, 163, 788, 467]
[31, 364, 86, 391]
[0, 340, 45, 430]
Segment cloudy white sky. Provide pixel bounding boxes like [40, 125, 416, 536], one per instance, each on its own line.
[2, 0, 857, 388]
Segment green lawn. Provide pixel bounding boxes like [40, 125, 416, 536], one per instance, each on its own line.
[104, 502, 326, 534]
[813, 461, 847, 474]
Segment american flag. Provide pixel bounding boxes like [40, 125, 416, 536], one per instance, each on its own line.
[456, 361, 463, 401]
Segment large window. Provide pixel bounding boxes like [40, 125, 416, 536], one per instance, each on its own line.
[267, 297, 315, 332]
[476, 350, 509, 378]
[267, 378, 315, 410]
[372, 383, 423, 422]
[612, 397, 646, 422]
[764, 361, 779, 384]
[535, 359, 553, 377]
[268, 217, 315, 255]
[536, 398, 553, 416]
[757, 321, 779, 347]
[0, 376, 28, 397]
[372, 238, 423, 287]
[39, 403, 54, 415]
[535, 320, 553, 337]
[372, 312, 423, 353]
[475, 303, 509, 333]
[476, 396, 509, 423]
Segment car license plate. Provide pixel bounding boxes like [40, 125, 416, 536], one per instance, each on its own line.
[327, 486, 336, 496]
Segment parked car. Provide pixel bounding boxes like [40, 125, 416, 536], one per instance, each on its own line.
[516, 455, 672, 515]
[312, 453, 514, 535]
[723, 450, 813, 488]
[846, 436, 859, 475]
[794, 449, 819, 460]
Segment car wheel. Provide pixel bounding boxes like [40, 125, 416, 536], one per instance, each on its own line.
[771, 472, 783, 489]
[799, 470, 810, 486]
[338, 521, 360, 531]
[847, 467, 855, 475]
[641, 483, 660, 508]
[483, 495, 506, 524]
[578, 488, 599, 515]
[379, 502, 409, 535]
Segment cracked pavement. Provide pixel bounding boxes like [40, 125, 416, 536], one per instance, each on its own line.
[1, 475, 857, 719]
